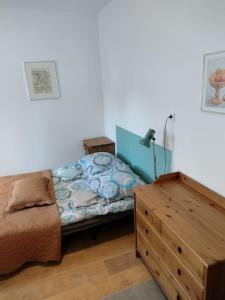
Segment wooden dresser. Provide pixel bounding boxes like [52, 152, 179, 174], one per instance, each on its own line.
[134, 172, 225, 300]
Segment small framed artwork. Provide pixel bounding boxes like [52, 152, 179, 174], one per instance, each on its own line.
[202, 51, 225, 114]
[24, 61, 60, 100]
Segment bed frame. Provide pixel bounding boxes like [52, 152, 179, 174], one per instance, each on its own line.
[61, 125, 170, 237]
[62, 210, 133, 237]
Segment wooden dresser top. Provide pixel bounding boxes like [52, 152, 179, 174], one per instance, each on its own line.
[134, 172, 225, 267]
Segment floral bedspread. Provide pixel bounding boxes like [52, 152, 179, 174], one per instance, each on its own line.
[52, 152, 144, 226]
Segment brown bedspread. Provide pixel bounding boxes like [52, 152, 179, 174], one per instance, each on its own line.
[0, 170, 61, 275]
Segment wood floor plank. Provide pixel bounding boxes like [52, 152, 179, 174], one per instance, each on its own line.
[0, 234, 134, 289]
[42, 264, 150, 300]
[0, 261, 108, 300]
[104, 250, 140, 275]
[0, 226, 151, 300]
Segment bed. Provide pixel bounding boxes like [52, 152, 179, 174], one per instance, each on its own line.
[52, 152, 144, 236]
[0, 127, 171, 274]
[0, 170, 61, 275]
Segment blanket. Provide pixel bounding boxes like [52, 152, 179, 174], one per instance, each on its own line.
[0, 170, 61, 275]
[53, 152, 144, 225]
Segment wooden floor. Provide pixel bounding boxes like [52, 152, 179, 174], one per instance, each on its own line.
[0, 219, 151, 300]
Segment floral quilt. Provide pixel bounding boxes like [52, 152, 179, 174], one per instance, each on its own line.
[52, 152, 144, 226]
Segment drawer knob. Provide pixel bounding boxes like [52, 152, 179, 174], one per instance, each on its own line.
[178, 246, 182, 254]
[177, 268, 182, 276]
[145, 210, 148, 216]
[145, 250, 149, 256]
[145, 229, 149, 235]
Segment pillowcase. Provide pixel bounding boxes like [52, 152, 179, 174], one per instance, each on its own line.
[78, 152, 115, 177]
[52, 163, 83, 181]
[78, 152, 132, 178]
[5, 176, 54, 213]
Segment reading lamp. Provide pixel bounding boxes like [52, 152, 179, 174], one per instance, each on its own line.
[139, 129, 156, 148]
[139, 129, 158, 180]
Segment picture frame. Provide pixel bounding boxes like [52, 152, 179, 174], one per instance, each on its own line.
[24, 61, 60, 100]
[202, 51, 225, 114]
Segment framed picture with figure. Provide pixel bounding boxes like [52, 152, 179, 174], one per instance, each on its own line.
[202, 51, 225, 114]
[24, 61, 60, 100]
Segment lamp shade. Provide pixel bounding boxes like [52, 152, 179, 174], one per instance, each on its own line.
[139, 137, 151, 148]
[139, 129, 156, 148]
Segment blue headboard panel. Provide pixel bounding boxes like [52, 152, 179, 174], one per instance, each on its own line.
[116, 126, 172, 183]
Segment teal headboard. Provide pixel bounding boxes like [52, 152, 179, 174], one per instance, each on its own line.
[116, 126, 172, 183]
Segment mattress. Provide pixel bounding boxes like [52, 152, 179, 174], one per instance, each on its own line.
[52, 152, 144, 226]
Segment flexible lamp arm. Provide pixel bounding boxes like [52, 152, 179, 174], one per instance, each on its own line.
[139, 128, 157, 180]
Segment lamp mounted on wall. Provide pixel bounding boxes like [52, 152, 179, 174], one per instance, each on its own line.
[139, 129, 156, 148]
[139, 129, 158, 180]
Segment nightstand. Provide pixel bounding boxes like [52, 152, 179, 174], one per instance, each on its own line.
[83, 137, 115, 155]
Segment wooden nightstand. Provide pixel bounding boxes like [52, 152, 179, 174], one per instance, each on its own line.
[83, 137, 115, 155]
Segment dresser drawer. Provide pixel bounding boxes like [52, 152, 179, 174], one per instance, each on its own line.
[136, 213, 204, 300]
[136, 197, 161, 232]
[157, 215, 205, 284]
[137, 232, 190, 300]
[136, 197, 205, 284]
[136, 211, 153, 240]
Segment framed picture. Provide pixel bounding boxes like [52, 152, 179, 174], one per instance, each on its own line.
[202, 51, 225, 114]
[24, 61, 60, 100]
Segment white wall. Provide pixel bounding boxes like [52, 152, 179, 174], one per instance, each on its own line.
[0, 8, 104, 175]
[99, 0, 225, 195]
